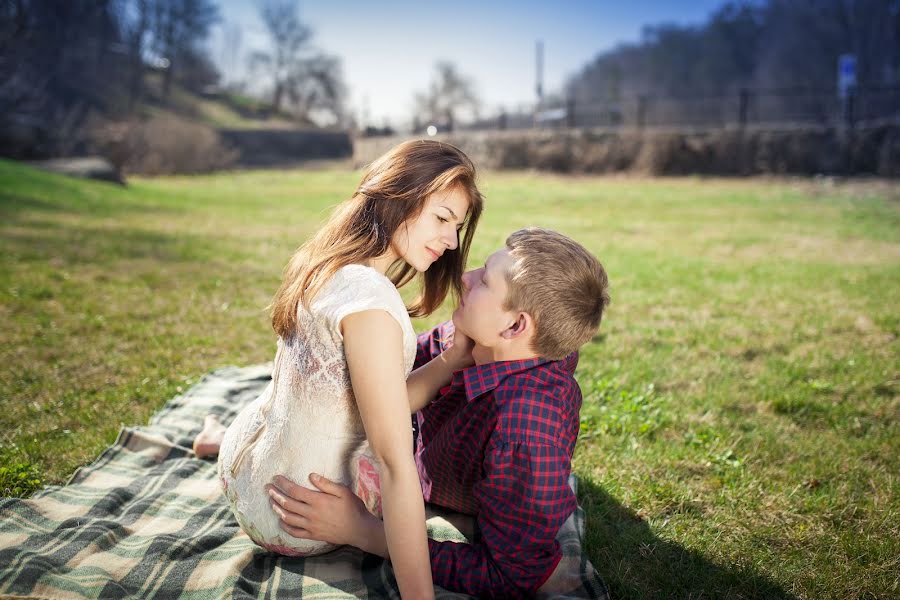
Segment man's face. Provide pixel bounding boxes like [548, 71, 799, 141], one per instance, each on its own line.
[452, 248, 516, 347]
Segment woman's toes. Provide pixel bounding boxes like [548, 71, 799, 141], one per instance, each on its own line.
[193, 415, 226, 458]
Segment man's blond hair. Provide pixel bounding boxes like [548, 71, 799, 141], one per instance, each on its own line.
[503, 228, 610, 360]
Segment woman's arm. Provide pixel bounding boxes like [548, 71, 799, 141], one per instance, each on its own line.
[341, 310, 435, 600]
[405, 325, 473, 413]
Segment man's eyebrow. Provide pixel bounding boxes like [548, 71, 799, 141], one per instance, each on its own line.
[439, 205, 459, 220]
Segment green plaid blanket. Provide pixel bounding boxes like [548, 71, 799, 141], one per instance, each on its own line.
[0, 364, 609, 599]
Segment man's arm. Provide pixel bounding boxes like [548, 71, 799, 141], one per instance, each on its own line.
[269, 438, 577, 599]
[268, 473, 389, 557]
[426, 439, 577, 599]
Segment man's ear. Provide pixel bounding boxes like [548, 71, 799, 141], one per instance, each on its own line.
[500, 312, 533, 339]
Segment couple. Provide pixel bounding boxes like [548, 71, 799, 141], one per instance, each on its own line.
[193, 140, 610, 599]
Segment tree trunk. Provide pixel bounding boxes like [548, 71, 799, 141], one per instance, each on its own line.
[272, 81, 284, 114]
[128, 0, 150, 112]
[161, 9, 175, 100]
[128, 55, 143, 112]
[163, 60, 174, 98]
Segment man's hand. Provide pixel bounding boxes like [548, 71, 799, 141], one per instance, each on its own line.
[267, 473, 380, 550]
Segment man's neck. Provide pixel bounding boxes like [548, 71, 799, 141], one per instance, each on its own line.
[472, 343, 539, 366]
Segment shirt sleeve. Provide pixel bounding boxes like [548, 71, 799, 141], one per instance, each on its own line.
[414, 320, 454, 369]
[320, 266, 409, 341]
[427, 439, 577, 599]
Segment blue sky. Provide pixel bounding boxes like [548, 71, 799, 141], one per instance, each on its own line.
[210, 0, 729, 127]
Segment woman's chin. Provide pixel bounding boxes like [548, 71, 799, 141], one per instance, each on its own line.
[401, 253, 436, 272]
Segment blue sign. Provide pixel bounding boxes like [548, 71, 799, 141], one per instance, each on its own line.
[838, 54, 856, 98]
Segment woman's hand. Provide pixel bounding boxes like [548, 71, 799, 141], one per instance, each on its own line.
[267, 473, 379, 551]
[444, 324, 475, 370]
[406, 320, 474, 413]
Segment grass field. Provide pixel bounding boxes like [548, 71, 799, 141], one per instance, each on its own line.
[1, 159, 897, 598]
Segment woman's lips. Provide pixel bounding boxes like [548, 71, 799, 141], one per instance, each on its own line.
[427, 248, 441, 261]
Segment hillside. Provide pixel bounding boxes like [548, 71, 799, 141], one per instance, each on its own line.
[139, 73, 316, 131]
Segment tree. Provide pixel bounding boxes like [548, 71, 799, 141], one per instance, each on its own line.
[0, 0, 126, 155]
[151, 0, 219, 98]
[118, 0, 153, 110]
[563, 0, 900, 127]
[755, 0, 899, 89]
[0, 0, 229, 160]
[413, 61, 481, 132]
[254, 0, 311, 113]
[567, 0, 900, 102]
[282, 52, 346, 124]
[251, 0, 346, 124]
[219, 21, 243, 87]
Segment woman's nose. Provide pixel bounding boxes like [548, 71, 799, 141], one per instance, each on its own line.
[443, 228, 459, 250]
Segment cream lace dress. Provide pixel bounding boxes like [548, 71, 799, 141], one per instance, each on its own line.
[217, 264, 416, 556]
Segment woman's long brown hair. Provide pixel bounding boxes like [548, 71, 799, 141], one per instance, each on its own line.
[269, 140, 484, 340]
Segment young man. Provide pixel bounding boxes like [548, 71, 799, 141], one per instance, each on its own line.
[267, 227, 611, 599]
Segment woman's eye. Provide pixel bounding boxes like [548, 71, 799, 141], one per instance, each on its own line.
[437, 215, 448, 223]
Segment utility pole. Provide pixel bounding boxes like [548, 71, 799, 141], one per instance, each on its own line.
[534, 39, 544, 127]
[361, 95, 370, 133]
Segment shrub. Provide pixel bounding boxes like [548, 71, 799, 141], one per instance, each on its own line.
[532, 139, 575, 172]
[90, 114, 238, 175]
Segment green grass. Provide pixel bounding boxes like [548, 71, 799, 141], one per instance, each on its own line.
[2, 160, 898, 598]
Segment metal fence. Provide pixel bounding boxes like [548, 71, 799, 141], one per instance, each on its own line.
[456, 86, 900, 132]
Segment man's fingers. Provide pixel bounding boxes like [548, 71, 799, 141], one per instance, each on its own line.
[271, 475, 319, 504]
[268, 486, 312, 516]
[309, 473, 344, 497]
[271, 500, 309, 529]
[279, 522, 311, 539]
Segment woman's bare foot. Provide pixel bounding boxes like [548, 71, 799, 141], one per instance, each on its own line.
[193, 414, 227, 458]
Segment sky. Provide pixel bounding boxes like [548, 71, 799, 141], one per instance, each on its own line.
[209, 0, 729, 128]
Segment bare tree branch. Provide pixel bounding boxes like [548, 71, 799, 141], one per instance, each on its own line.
[413, 61, 481, 132]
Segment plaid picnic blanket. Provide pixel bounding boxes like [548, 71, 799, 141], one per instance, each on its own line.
[0, 364, 609, 599]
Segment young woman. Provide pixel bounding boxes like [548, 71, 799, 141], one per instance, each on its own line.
[193, 140, 483, 598]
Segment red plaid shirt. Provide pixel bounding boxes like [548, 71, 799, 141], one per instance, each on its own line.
[413, 322, 582, 599]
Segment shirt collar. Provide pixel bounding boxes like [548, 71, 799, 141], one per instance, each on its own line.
[438, 320, 580, 400]
[459, 355, 550, 401]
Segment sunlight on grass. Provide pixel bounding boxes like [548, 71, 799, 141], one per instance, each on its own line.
[1, 160, 897, 599]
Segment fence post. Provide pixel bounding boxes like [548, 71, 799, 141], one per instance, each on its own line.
[498, 110, 507, 130]
[567, 97, 576, 128]
[739, 88, 749, 128]
[844, 86, 856, 129]
[637, 95, 647, 130]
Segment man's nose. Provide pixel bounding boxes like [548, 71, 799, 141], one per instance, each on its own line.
[461, 269, 474, 290]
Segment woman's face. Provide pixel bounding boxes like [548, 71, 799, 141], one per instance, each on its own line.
[392, 185, 470, 272]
